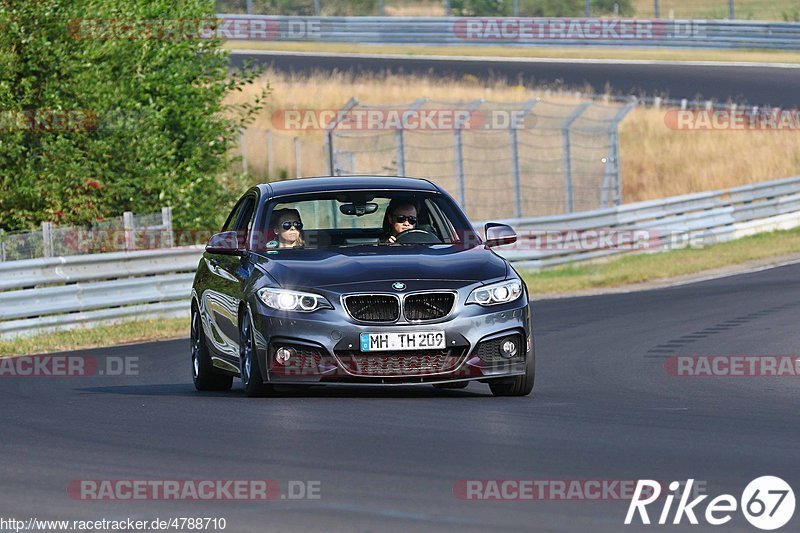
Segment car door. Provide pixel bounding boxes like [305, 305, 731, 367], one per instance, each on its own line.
[202, 193, 257, 360]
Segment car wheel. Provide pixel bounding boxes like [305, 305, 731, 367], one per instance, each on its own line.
[191, 307, 233, 392]
[239, 311, 274, 398]
[489, 339, 535, 397]
[433, 382, 469, 389]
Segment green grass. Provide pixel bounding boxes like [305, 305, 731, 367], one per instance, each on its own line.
[521, 226, 800, 294]
[224, 41, 800, 65]
[0, 317, 189, 358]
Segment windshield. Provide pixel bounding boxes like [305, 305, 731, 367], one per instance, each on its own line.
[253, 191, 476, 251]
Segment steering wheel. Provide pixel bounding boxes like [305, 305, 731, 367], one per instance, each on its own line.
[394, 229, 443, 244]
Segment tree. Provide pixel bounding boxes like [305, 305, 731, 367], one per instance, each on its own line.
[0, 0, 265, 231]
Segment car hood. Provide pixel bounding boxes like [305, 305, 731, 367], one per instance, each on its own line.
[252, 245, 508, 289]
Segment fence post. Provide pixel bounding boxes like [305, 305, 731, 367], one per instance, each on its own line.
[123, 211, 134, 252]
[315, 0, 321, 16]
[0, 230, 5, 262]
[514, 0, 520, 17]
[294, 137, 302, 178]
[267, 131, 274, 178]
[443, 0, 450, 16]
[161, 206, 174, 249]
[510, 99, 540, 219]
[561, 103, 590, 214]
[453, 100, 484, 215]
[41, 222, 54, 258]
[246, 0, 253, 15]
[602, 99, 637, 208]
[454, 127, 466, 210]
[324, 98, 359, 177]
[654, 0, 660, 18]
[728, 0, 735, 19]
[378, 0, 384, 16]
[585, 0, 591, 17]
[395, 99, 426, 177]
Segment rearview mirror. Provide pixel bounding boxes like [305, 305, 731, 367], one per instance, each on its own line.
[484, 223, 517, 247]
[206, 231, 245, 255]
[340, 202, 379, 216]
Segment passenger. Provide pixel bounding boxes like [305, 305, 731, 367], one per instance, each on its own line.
[382, 199, 418, 243]
[269, 208, 305, 249]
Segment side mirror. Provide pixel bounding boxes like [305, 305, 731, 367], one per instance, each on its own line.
[206, 231, 245, 255]
[484, 223, 517, 247]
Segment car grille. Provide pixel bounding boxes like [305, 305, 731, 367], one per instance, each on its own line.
[474, 334, 523, 363]
[335, 349, 465, 377]
[343, 295, 400, 322]
[404, 293, 456, 321]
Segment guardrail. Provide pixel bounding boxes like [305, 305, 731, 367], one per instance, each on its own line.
[2, 175, 800, 338]
[219, 15, 800, 50]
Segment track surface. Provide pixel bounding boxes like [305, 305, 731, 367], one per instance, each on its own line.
[230, 51, 800, 108]
[2, 263, 799, 532]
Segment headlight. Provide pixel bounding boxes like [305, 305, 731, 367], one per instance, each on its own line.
[258, 289, 332, 313]
[466, 280, 523, 306]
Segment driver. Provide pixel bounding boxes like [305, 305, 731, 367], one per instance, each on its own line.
[382, 200, 418, 243]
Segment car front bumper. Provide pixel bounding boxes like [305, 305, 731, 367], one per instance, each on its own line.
[249, 299, 532, 385]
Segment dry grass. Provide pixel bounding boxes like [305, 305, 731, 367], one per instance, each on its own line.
[228, 70, 800, 204]
[630, 0, 799, 21]
[384, 0, 445, 17]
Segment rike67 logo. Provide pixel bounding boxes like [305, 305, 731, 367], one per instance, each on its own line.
[625, 477, 795, 530]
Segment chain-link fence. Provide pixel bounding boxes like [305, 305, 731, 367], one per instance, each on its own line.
[218, 1, 800, 21]
[322, 98, 635, 221]
[0, 208, 174, 262]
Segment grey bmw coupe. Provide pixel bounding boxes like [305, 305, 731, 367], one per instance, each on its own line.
[191, 176, 534, 397]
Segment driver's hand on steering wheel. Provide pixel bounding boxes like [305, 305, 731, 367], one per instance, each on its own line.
[388, 235, 397, 243]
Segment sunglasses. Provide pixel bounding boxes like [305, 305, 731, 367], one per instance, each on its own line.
[280, 221, 303, 230]
[393, 215, 417, 225]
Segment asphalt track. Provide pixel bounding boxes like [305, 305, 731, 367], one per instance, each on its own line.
[2, 263, 799, 532]
[229, 51, 800, 108]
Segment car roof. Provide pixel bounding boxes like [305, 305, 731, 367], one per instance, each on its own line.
[259, 176, 440, 198]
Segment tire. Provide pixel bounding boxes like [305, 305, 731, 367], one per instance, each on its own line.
[239, 310, 274, 398]
[433, 381, 469, 389]
[489, 339, 535, 397]
[191, 307, 233, 392]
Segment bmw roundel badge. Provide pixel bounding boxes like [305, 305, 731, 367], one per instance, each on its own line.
[392, 282, 406, 291]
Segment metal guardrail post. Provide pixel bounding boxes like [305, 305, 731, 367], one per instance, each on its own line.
[510, 99, 540, 219]
[123, 212, 135, 252]
[246, 0, 253, 15]
[315, 0, 321, 17]
[41, 222, 53, 258]
[729, 0, 735, 19]
[161, 207, 174, 249]
[0, 230, 5, 262]
[654, 0, 660, 18]
[585, 0, 591, 17]
[561, 103, 590, 214]
[514, 0, 520, 17]
[378, 0, 384, 16]
[443, 0, 450, 16]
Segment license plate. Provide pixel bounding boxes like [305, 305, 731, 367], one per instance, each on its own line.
[360, 331, 446, 352]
